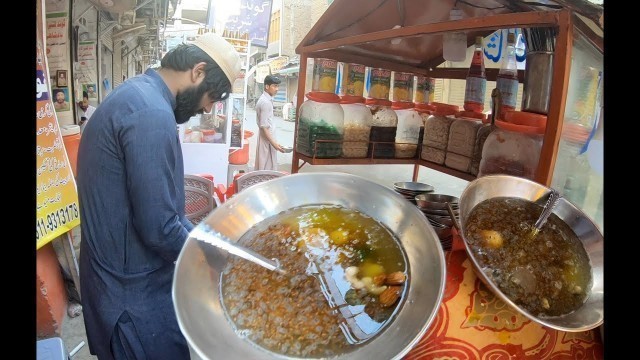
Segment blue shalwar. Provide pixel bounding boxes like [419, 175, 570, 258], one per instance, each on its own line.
[76, 69, 194, 360]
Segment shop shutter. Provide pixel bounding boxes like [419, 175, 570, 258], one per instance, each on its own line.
[100, 12, 114, 52]
[447, 79, 466, 108]
[433, 78, 444, 103]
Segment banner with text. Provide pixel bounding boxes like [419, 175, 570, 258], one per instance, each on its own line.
[211, 0, 273, 47]
[37, 0, 81, 249]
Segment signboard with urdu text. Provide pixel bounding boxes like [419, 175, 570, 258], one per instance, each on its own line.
[211, 0, 273, 47]
[37, 0, 81, 249]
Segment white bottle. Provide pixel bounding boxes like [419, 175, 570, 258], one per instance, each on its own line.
[443, 8, 466, 62]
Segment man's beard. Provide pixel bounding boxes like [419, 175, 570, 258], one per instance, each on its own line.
[174, 82, 208, 124]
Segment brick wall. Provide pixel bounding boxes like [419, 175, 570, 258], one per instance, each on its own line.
[281, 0, 329, 57]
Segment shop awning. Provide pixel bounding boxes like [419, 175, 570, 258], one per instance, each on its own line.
[296, 0, 602, 72]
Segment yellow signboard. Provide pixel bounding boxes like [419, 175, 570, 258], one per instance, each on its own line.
[268, 55, 290, 74]
[36, 0, 80, 249]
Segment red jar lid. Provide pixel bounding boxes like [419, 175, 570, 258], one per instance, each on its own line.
[431, 102, 459, 116]
[340, 95, 366, 104]
[503, 110, 548, 128]
[495, 119, 545, 135]
[365, 98, 393, 107]
[391, 101, 415, 110]
[414, 103, 436, 114]
[307, 91, 341, 103]
[457, 110, 487, 121]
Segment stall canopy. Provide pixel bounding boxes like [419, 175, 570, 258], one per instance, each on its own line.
[296, 0, 603, 74]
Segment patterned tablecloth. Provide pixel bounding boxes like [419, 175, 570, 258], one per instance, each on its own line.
[403, 241, 603, 360]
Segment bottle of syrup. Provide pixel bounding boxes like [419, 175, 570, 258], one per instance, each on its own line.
[464, 36, 487, 113]
[496, 32, 519, 119]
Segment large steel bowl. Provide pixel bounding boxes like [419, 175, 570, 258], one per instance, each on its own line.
[173, 172, 447, 360]
[458, 175, 603, 332]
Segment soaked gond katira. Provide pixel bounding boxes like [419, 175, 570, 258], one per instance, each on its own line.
[464, 197, 592, 318]
[220, 205, 408, 358]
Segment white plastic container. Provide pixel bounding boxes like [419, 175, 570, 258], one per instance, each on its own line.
[393, 103, 422, 158]
[341, 101, 373, 158]
[366, 98, 397, 158]
[442, 8, 466, 62]
[296, 92, 344, 158]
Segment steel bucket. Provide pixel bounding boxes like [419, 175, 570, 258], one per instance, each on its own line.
[173, 172, 447, 359]
[458, 175, 603, 332]
[522, 51, 554, 115]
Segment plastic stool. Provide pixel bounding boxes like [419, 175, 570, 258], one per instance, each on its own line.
[227, 163, 250, 186]
[37, 337, 67, 360]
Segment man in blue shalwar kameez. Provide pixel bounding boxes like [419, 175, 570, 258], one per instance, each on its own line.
[76, 33, 241, 359]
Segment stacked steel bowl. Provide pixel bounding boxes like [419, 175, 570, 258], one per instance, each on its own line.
[392, 182, 434, 205]
[414, 193, 460, 250]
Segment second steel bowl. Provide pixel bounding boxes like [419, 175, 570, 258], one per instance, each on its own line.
[458, 175, 603, 332]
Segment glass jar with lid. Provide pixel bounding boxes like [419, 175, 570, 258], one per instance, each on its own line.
[296, 92, 344, 158]
[393, 101, 421, 158]
[391, 72, 419, 158]
[339, 65, 372, 158]
[366, 98, 397, 158]
[421, 102, 459, 164]
[478, 111, 547, 180]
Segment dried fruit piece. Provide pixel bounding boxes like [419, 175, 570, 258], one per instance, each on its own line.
[373, 274, 387, 286]
[379, 286, 402, 307]
[385, 271, 406, 285]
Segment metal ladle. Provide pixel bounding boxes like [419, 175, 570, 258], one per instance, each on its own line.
[528, 190, 561, 240]
[190, 224, 285, 274]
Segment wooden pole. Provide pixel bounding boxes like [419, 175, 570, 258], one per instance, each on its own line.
[535, 10, 573, 185]
[291, 54, 308, 174]
[61, 231, 81, 299]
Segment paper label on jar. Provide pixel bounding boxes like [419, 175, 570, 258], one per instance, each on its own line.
[496, 77, 519, 108]
[345, 64, 365, 96]
[370, 69, 391, 85]
[464, 76, 487, 105]
[369, 69, 391, 99]
[415, 77, 434, 103]
[393, 72, 413, 102]
[313, 59, 338, 92]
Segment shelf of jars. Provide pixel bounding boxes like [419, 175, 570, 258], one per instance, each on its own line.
[294, 139, 478, 182]
[292, 9, 585, 186]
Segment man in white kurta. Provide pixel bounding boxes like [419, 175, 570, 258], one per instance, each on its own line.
[255, 75, 284, 170]
[77, 91, 96, 133]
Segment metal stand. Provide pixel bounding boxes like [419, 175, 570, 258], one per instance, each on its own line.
[60, 231, 81, 299]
